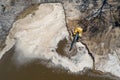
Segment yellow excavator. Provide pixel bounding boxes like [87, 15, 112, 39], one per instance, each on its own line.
[69, 27, 83, 51]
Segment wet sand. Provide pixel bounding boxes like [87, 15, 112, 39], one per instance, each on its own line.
[0, 45, 118, 80]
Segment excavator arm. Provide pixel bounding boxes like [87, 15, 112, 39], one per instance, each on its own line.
[69, 32, 79, 51]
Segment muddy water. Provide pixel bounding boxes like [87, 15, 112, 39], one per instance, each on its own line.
[0, 45, 118, 80]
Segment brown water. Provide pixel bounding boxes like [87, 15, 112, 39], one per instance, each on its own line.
[0, 47, 118, 80]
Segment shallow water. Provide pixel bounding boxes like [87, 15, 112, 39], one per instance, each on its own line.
[0, 47, 118, 80]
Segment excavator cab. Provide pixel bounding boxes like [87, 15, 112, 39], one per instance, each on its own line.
[73, 27, 83, 38]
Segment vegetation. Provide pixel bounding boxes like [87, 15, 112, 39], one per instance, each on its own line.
[79, 0, 120, 37]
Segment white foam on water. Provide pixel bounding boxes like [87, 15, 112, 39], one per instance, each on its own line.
[14, 34, 93, 72]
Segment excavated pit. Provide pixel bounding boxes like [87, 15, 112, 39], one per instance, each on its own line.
[56, 38, 77, 57]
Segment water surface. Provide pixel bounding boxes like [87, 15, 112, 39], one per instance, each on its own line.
[0, 47, 117, 80]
